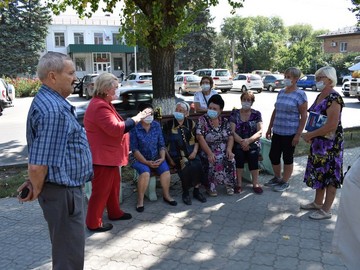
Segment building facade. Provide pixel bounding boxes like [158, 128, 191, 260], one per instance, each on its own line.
[45, 15, 136, 78]
[318, 26, 360, 54]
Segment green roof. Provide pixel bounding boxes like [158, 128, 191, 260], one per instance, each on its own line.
[68, 44, 136, 53]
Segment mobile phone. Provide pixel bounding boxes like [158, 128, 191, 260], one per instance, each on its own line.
[19, 187, 30, 199]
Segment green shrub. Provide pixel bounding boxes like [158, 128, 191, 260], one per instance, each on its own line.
[4, 77, 41, 97]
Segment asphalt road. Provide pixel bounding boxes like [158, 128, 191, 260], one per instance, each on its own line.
[1, 86, 359, 166]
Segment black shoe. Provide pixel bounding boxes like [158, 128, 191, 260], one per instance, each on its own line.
[163, 197, 178, 206]
[193, 191, 207, 203]
[109, 213, 132, 221]
[136, 206, 144, 213]
[87, 223, 113, 232]
[182, 193, 192, 205]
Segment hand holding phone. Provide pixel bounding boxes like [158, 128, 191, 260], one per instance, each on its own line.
[19, 186, 30, 199]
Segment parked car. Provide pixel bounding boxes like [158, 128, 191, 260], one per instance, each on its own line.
[121, 72, 152, 87]
[341, 80, 355, 97]
[0, 78, 13, 114]
[251, 70, 272, 78]
[232, 73, 263, 93]
[193, 68, 233, 93]
[82, 74, 99, 100]
[262, 74, 285, 92]
[75, 86, 193, 126]
[174, 75, 201, 95]
[341, 74, 352, 84]
[175, 70, 193, 76]
[297, 75, 317, 91]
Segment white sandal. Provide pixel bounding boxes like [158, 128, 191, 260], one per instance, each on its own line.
[309, 209, 332, 220]
[300, 202, 323, 210]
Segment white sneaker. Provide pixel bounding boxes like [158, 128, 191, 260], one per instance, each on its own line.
[309, 209, 332, 220]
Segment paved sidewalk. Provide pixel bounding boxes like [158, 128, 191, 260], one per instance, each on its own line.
[1, 149, 358, 270]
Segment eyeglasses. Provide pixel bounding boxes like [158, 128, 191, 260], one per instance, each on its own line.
[315, 76, 328, 81]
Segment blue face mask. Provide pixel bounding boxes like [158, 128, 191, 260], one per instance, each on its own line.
[207, 109, 218, 119]
[173, 112, 184, 121]
[284, 79, 292, 87]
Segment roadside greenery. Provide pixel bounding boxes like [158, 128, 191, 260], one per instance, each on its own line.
[4, 77, 40, 97]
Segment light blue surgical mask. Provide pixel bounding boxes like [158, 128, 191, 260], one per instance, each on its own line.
[241, 101, 252, 110]
[143, 115, 154, 124]
[316, 81, 325, 91]
[173, 112, 184, 121]
[201, 84, 211, 92]
[207, 109, 218, 119]
[284, 79, 292, 87]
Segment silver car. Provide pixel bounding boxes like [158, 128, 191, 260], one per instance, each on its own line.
[193, 68, 233, 93]
[174, 75, 201, 95]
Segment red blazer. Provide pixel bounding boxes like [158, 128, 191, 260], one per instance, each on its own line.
[84, 97, 129, 166]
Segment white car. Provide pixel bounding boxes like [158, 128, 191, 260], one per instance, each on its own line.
[175, 70, 193, 76]
[174, 75, 201, 95]
[232, 73, 263, 93]
[193, 68, 233, 93]
[121, 72, 152, 87]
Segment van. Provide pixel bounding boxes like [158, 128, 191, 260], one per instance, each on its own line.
[193, 68, 233, 93]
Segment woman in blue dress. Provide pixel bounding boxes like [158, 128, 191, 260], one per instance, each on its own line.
[301, 66, 344, 220]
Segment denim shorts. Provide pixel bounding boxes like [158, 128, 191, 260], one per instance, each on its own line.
[132, 160, 170, 175]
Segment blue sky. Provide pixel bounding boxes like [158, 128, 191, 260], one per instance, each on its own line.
[210, 0, 358, 32]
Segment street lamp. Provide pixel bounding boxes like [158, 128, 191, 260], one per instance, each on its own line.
[133, 15, 137, 73]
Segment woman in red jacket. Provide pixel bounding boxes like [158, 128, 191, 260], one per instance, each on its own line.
[84, 73, 150, 232]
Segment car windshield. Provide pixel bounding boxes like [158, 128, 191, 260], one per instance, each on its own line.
[185, 75, 200, 82]
[215, 70, 229, 76]
[250, 75, 261, 80]
[139, 75, 152, 80]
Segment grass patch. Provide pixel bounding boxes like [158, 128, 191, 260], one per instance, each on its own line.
[2, 127, 360, 199]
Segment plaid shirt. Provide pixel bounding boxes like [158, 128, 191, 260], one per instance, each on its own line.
[27, 85, 93, 186]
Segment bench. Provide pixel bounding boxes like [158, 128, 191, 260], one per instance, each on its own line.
[85, 111, 274, 203]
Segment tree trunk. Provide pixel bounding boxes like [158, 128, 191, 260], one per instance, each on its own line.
[148, 45, 176, 115]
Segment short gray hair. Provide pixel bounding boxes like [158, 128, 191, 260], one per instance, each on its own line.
[176, 101, 190, 112]
[94, 73, 118, 97]
[284, 67, 302, 79]
[315, 66, 337, 87]
[37, 52, 72, 80]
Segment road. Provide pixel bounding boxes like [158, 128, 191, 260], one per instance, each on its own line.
[1, 86, 359, 166]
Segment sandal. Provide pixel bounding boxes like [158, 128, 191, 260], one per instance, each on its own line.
[309, 209, 332, 220]
[253, 186, 263, 194]
[226, 186, 234, 196]
[234, 185, 242, 194]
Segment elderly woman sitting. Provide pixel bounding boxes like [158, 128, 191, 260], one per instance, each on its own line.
[163, 101, 207, 205]
[196, 94, 237, 196]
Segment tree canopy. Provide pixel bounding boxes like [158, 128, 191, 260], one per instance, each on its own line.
[0, 0, 51, 77]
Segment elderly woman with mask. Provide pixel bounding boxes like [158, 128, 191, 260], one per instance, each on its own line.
[193, 76, 218, 113]
[163, 101, 207, 205]
[196, 94, 237, 196]
[84, 73, 151, 232]
[230, 91, 263, 194]
[301, 66, 344, 220]
[130, 103, 177, 212]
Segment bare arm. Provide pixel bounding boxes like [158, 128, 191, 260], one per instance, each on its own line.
[266, 109, 276, 139]
[293, 101, 308, 146]
[196, 134, 215, 163]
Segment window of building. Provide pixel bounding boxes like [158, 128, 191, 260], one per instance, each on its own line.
[94, 33, 103, 45]
[54, 32, 65, 47]
[340, 42, 347, 52]
[74, 33, 84, 44]
[75, 58, 86, 71]
[113, 58, 123, 70]
[113, 33, 122, 45]
[93, 53, 110, 62]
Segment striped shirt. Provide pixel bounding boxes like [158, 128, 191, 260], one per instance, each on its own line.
[273, 88, 307, 136]
[26, 85, 93, 186]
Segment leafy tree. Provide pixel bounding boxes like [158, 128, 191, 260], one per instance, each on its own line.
[0, 0, 51, 77]
[213, 34, 231, 71]
[175, 9, 216, 71]
[47, 0, 244, 113]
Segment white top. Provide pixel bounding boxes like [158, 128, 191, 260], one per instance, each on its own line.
[193, 89, 218, 111]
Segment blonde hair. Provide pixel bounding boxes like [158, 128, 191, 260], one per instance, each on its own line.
[94, 73, 118, 98]
[315, 66, 337, 87]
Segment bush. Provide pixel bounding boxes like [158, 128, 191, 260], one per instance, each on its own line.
[4, 77, 41, 97]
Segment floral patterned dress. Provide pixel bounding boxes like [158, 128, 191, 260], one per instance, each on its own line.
[196, 114, 237, 192]
[304, 92, 344, 189]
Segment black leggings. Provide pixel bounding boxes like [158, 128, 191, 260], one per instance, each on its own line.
[269, 133, 295, 165]
[234, 148, 259, 171]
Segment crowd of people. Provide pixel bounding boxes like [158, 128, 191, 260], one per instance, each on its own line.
[17, 52, 348, 269]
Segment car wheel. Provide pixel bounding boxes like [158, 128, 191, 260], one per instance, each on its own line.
[302, 87, 306, 90]
[311, 85, 317, 91]
[257, 89, 262, 93]
[179, 87, 185, 95]
[268, 85, 274, 92]
[85, 88, 91, 100]
[344, 93, 350, 97]
[241, 85, 247, 92]
[221, 89, 228, 93]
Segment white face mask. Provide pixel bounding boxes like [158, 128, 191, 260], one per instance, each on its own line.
[241, 101, 252, 110]
[143, 115, 154, 124]
[316, 81, 325, 91]
[201, 84, 210, 92]
[284, 79, 292, 87]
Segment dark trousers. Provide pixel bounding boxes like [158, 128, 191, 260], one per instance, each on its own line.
[38, 183, 85, 270]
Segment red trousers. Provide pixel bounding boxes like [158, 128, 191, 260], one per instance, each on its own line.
[86, 165, 124, 229]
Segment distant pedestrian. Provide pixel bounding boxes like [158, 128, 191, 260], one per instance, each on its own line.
[265, 67, 307, 192]
[120, 70, 125, 82]
[301, 66, 344, 220]
[17, 52, 93, 270]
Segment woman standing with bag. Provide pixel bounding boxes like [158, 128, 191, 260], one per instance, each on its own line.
[193, 76, 218, 113]
[163, 101, 207, 205]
